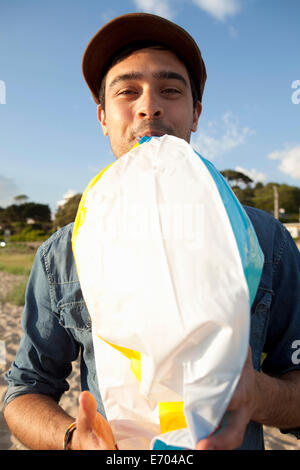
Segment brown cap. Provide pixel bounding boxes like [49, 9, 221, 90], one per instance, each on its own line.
[82, 12, 207, 105]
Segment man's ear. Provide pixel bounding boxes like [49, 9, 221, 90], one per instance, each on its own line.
[97, 104, 108, 136]
[192, 101, 202, 133]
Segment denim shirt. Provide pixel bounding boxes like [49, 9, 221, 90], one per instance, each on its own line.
[4, 206, 300, 449]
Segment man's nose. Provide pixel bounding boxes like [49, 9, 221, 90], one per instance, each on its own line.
[136, 90, 163, 119]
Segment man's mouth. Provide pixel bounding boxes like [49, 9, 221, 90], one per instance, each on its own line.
[130, 122, 174, 144]
[137, 131, 166, 140]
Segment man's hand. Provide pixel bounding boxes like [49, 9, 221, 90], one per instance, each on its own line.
[196, 346, 259, 450]
[71, 391, 117, 450]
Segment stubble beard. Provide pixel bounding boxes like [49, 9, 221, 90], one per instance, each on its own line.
[111, 120, 193, 159]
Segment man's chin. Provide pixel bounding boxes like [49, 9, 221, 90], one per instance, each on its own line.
[113, 132, 189, 159]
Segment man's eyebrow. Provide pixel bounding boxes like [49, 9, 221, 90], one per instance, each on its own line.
[152, 70, 188, 88]
[108, 73, 144, 89]
[108, 70, 188, 89]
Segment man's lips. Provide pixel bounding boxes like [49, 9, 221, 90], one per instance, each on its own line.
[137, 131, 166, 139]
[129, 122, 174, 143]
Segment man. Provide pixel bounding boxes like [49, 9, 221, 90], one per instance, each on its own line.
[3, 13, 300, 450]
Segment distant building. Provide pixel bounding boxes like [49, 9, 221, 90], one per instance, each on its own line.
[284, 223, 300, 239]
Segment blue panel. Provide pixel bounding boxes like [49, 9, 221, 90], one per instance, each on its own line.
[194, 151, 264, 305]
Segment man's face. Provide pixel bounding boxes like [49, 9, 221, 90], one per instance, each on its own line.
[97, 48, 202, 158]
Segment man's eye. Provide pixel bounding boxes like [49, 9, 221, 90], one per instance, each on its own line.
[118, 89, 136, 96]
[162, 88, 181, 94]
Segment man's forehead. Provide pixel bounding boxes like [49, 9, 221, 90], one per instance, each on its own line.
[106, 47, 190, 82]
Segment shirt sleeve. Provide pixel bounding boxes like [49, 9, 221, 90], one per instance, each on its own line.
[261, 223, 300, 439]
[262, 223, 300, 376]
[3, 244, 80, 407]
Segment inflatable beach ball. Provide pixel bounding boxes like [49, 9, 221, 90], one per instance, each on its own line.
[72, 135, 264, 450]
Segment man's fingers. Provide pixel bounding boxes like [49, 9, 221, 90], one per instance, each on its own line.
[196, 346, 256, 450]
[196, 410, 247, 450]
[76, 391, 117, 450]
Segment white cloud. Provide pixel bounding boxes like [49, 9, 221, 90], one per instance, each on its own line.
[133, 0, 174, 19]
[191, 0, 241, 21]
[235, 166, 267, 184]
[57, 189, 78, 208]
[192, 111, 253, 161]
[0, 175, 20, 208]
[268, 145, 300, 179]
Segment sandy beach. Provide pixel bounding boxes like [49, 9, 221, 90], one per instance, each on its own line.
[1, 271, 300, 451]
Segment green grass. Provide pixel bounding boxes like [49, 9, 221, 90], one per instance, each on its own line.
[0, 254, 35, 276]
[4, 277, 28, 306]
[0, 243, 36, 275]
[0, 242, 38, 305]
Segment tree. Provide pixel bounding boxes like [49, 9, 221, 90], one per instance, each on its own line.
[277, 184, 300, 215]
[2, 204, 25, 223]
[53, 193, 82, 229]
[221, 169, 255, 206]
[14, 194, 29, 204]
[22, 202, 51, 223]
[252, 183, 300, 221]
[0, 202, 52, 237]
[221, 169, 253, 188]
[0, 207, 5, 230]
[232, 186, 255, 207]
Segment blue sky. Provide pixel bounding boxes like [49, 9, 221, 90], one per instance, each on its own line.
[0, 0, 300, 215]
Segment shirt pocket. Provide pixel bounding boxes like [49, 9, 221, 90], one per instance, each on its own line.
[58, 300, 92, 331]
[250, 287, 273, 370]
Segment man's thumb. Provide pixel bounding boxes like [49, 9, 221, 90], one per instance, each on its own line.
[76, 390, 97, 433]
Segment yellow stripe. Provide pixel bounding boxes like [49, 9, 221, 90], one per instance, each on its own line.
[131, 141, 141, 150]
[98, 337, 187, 433]
[98, 336, 141, 382]
[71, 162, 115, 253]
[158, 402, 187, 433]
[72, 140, 141, 257]
[72, 146, 141, 380]
[72, 141, 186, 435]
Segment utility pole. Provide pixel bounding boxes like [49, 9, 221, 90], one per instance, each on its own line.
[273, 185, 279, 220]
